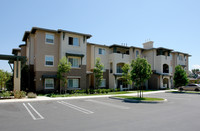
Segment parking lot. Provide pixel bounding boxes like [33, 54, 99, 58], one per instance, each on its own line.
[0, 92, 200, 131]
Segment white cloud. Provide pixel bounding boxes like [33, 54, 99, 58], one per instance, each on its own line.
[191, 64, 200, 69]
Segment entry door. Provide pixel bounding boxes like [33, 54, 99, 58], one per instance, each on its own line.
[117, 80, 123, 89]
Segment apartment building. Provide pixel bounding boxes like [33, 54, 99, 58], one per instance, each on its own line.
[87, 41, 190, 90]
[15, 27, 190, 92]
[18, 27, 91, 93]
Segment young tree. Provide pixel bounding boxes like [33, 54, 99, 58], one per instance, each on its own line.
[0, 70, 11, 90]
[174, 65, 189, 88]
[130, 57, 152, 98]
[93, 58, 104, 89]
[0, 70, 3, 90]
[192, 69, 199, 78]
[121, 63, 132, 88]
[57, 56, 71, 94]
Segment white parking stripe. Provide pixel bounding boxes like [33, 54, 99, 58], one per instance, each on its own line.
[23, 103, 36, 120]
[23, 103, 44, 120]
[27, 103, 44, 119]
[57, 101, 94, 114]
[85, 99, 130, 109]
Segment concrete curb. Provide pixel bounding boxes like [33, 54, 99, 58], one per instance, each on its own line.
[0, 90, 171, 103]
[109, 96, 167, 103]
[166, 91, 200, 95]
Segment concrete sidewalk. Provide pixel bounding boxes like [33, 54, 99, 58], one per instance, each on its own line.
[0, 90, 171, 103]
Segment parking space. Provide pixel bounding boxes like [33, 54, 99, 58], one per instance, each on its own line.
[0, 92, 200, 131]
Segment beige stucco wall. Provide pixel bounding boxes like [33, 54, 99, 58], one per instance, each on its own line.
[20, 45, 26, 57]
[34, 30, 59, 72]
[29, 34, 35, 65]
[171, 52, 189, 74]
[86, 44, 91, 71]
[177, 54, 186, 66]
[143, 41, 153, 49]
[155, 55, 171, 74]
[13, 61, 21, 91]
[94, 45, 110, 69]
[59, 32, 87, 65]
[26, 39, 30, 65]
[143, 50, 155, 70]
[109, 53, 130, 74]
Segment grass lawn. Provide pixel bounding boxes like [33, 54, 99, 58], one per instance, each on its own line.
[139, 90, 160, 92]
[115, 96, 165, 101]
[44, 91, 137, 97]
[38, 90, 162, 98]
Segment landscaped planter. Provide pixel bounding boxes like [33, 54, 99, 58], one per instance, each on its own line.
[109, 96, 167, 103]
[0, 96, 14, 99]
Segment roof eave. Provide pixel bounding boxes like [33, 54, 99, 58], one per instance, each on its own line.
[58, 29, 92, 39]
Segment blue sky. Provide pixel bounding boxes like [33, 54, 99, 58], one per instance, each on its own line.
[0, 0, 199, 72]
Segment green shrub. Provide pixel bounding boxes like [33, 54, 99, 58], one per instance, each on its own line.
[101, 89, 105, 94]
[27, 92, 37, 98]
[68, 90, 75, 94]
[105, 89, 109, 94]
[14, 90, 26, 99]
[89, 89, 95, 94]
[46, 93, 53, 97]
[77, 90, 85, 94]
[75, 90, 80, 94]
[0, 91, 11, 98]
[5, 77, 13, 91]
[86, 89, 90, 94]
[97, 89, 101, 94]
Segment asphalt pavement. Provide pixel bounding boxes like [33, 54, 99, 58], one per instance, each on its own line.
[0, 92, 200, 131]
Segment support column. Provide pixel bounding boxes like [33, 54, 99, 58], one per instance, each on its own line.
[160, 75, 163, 89]
[114, 76, 117, 90]
[13, 60, 21, 91]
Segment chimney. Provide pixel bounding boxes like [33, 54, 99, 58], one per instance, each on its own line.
[143, 41, 154, 49]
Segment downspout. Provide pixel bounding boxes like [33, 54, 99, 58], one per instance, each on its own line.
[94, 46, 95, 88]
[153, 49, 155, 70]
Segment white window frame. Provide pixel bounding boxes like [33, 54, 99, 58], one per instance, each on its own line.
[45, 33, 54, 44]
[99, 79, 106, 87]
[68, 79, 80, 88]
[45, 55, 54, 67]
[68, 57, 80, 68]
[45, 78, 54, 89]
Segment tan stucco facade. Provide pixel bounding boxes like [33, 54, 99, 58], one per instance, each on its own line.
[13, 61, 21, 91]
[87, 41, 190, 90]
[15, 27, 190, 92]
[19, 27, 91, 92]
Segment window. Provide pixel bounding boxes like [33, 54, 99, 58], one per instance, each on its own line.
[68, 79, 79, 88]
[100, 79, 106, 87]
[45, 78, 54, 89]
[68, 37, 79, 46]
[117, 64, 123, 73]
[179, 55, 183, 61]
[69, 57, 79, 68]
[45, 56, 54, 66]
[45, 34, 54, 44]
[99, 48, 106, 55]
[136, 50, 139, 57]
[163, 64, 169, 73]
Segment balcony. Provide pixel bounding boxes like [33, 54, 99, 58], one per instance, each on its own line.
[155, 55, 172, 74]
[155, 55, 171, 64]
[109, 53, 130, 64]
